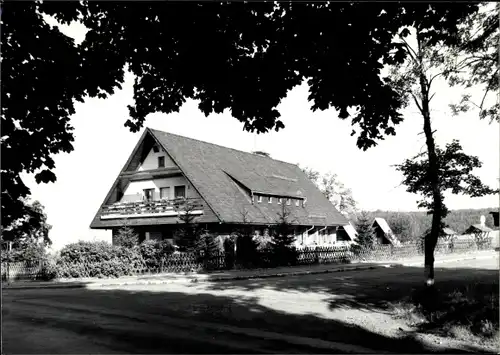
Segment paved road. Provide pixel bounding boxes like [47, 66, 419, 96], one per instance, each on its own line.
[3, 257, 498, 354]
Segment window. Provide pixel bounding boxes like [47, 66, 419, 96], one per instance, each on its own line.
[143, 188, 155, 202]
[174, 185, 186, 198]
[268, 196, 273, 204]
[158, 156, 165, 168]
[257, 195, 262, 203]
[278, 198, 283, 205]
[286, 198, 291, 205]
[295, 199, 300, 207]
[160, 187, 170, 200]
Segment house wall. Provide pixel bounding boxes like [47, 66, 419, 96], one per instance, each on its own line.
[138, 147, 177, 171]
[120, 176, 199, 202]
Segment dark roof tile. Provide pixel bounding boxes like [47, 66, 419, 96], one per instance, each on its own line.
[150, 128, 347, 226]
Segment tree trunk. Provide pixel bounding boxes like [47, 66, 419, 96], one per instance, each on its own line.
[416, 33, 442, 286]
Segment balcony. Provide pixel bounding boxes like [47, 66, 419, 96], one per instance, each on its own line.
[100, 198, 204, 220]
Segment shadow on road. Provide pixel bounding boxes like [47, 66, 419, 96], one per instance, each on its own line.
[3, 265, 498, 354]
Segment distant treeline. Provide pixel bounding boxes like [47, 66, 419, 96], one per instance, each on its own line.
[355, 208, 498, 243]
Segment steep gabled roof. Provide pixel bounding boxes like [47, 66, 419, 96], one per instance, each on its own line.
[465, 224, 493, 233]
[373, 217, 401, 246]
[341, 223, 358, 241]
[148, 128, 347, 226]
[442, 227, 457, 235]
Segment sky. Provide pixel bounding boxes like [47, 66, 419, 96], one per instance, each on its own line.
[21, 15, 499, 251]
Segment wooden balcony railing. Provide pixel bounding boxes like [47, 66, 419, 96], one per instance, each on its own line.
[101, 198, 204, 219]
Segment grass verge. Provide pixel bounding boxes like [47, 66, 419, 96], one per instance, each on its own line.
[391, 282, 499, 347]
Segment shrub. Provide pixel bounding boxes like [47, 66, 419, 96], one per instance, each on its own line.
[1, 241, 49, 264]
[139, 239, 175, 270]
[55, 241, 145, 278]
[58, 241, 116, 263]
[39, 262, 58, 281]
[235, 229, 259, 268]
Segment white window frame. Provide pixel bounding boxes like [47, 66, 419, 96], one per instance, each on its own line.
[257, 195, 262, 203]
[268, 196, 273, 204]
[278, 198, 283, 205]
[286, 198, 291, 205]
[295, 199, 300, 207]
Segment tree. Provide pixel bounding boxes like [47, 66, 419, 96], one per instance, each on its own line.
[196, 232, 222, 270]
[1, 200, 52, 247]
[173, 199, 203, 252]
[270, 204, 298, 266]
[3, 2, 479, 229]
[395, 139, 497, 283]
[1, 2, 91, 231]
[4, 2, 481, 277]
[351, 211, 375, 255]
[300, 166, 357, 216]
[114, 225, 139, 248]
[234, 208, 259, 267]
[444, 3, 499, 122]
[386, 213, 417, 243]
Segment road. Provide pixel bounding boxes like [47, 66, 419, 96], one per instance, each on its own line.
[2, 256, 498, 354]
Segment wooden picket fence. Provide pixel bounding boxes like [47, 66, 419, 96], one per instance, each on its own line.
[2, 237, 494, 281]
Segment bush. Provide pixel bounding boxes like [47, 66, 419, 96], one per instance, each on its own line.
[235, 231, 259, 268]
[138, 239, 175, 270]
[56, 241, 145, 278]
[1, 241, 49, 264]
[58, 241, 117, 264]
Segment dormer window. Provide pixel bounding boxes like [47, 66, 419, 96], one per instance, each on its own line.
[268, 196, 273, 204]
[295, 199, 300, 207]
[286, 198, 291, 205]
[257, 195, 262, 203]
[278, 198, 283, 205]
[158, 156, 165, 168]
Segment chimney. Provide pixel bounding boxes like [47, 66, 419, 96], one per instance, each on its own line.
[480, 215, 486, 226]
[252, 151, 271, 158]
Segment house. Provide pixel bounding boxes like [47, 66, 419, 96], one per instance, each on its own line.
[90, 128, 348, 245]
[464, 223, 493, 235]
[464, 215, 493, 235]
[336, 223, 358, 244]
[372, 217, 401, 246]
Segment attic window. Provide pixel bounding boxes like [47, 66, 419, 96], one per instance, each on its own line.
[295, 199, 300, 207]
[268, 196, 273, 204]
[153, 145, 159, 153]
[257, 195, 262, 203]
[158, 156, 165, 168]
[286, 198, 291, 205]
[278, 198, 283, 205]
